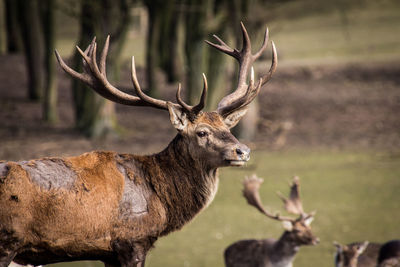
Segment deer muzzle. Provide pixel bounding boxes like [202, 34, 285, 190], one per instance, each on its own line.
[226, 144, 250, 166]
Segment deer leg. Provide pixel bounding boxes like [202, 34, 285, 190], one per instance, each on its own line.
[0, 250, 17, 267]
[135, 258, 146, 267]
[111, 239, 149, 267]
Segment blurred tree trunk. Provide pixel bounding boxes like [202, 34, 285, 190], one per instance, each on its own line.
[42, 0, 58, 124]
[0, 0, 6, 55]
[205, 27, 229, 110]
[144, 0, 184, 96]
[159, 1, 183, 83]
[4, 0, 23, 53]
[204, 0, 229, 110]
[184, 0, 211, 104]
[17, 0, 45, 100]
[73, 0, 131, 138]
[144, 0, 162, 97]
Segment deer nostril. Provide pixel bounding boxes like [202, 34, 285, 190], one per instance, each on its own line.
[236, 146, 250, 157]
[236, 148, 244, 155]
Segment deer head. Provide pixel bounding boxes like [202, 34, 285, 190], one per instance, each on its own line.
[55, 22, 277, 169]
[242, 175, 319, 246]
[334, 241, 369, 267]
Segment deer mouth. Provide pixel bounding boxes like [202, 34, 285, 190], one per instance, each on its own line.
[225, 159, 248, 166]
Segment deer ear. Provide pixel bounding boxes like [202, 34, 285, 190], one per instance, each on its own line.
[222, 106, 248, 129]
[304, 216, 314, 226]
[356, 241, 369, 255]
[282, 221, 293, 231]
[167, 102, 188, 131]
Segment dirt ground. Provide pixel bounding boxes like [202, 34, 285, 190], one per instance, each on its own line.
[0, 54, 399, 161]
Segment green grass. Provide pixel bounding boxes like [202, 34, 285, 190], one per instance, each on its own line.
[143, 149, 400, 267]
[267, 0, 400, 66]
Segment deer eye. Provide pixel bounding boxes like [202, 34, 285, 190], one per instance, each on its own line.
[197, 131, 208, 138]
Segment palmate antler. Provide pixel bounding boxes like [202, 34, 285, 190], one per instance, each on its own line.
[55, 36, 207, 119]
[242, 175, 293, 222]
[243, 175, 314, 223]
[277, 176, 305, 216]
[206, 22, 277, 118]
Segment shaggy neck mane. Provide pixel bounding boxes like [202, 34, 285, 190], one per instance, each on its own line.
[139, 134, 219, 235]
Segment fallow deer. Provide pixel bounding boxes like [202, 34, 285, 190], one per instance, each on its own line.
[224, 175, 319, 267]
[334, 241, 381, 267]
[0, 23, 277, 267]
[377, 240, 400, 267]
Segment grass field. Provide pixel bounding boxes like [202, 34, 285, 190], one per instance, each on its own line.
[143, 149, 400, 267]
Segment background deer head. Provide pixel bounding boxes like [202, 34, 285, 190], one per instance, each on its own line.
[334, 241, 369, 267]
[243, 175, 319, 246]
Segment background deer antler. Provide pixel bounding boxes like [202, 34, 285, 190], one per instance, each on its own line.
[277, 176, 305, 216]
[242, 174, 293, 222]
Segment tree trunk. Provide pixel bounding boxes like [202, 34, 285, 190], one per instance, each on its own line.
[42, 0, 58, 124]
[184, 0, 211, 104]
[4, 0, 23, 53]
[145, 1, 162, 97]
[18, 0, 45, 100]
[159, 1, 183, 83]
[0, 0, 6, 55]
[205, 13, 230, 110]
[72, 0, 134, 138]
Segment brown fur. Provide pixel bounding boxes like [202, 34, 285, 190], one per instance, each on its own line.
[0, 112, 249, 267]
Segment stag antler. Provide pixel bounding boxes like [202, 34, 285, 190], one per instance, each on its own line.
[242, 175, 293, 222]
[206, 22, 277, 117]
[277, 176, 305, 216]
[55, 36, 207, 119]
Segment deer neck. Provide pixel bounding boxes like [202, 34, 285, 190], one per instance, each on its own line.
[269, 232, 300, 265]
[146, 134, 219, 235]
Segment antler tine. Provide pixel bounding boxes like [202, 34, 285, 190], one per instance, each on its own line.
[192, 73, 208, 114]
[131, 56, 173, 110]
[205, 35, 237, 59]
[253, 28, 269, 60]
[277, 176, 305, 216]
[243, 174, 293, 222]
[206, 23, 277, 118]
[217, 67, 263, 116]
[175, 73, 208, 118]
[99, 35, 110, 75]
[176, 83, 192, 112]
[56, 38, 156, 107]
[260, 41, 278, 87]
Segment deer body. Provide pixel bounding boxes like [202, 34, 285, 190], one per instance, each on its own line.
[224, 176, 319, 267]
[378, 240, 400, 267]
[0, 114, 234, 266]
[0, 23, 277, 267]
[224, 236, 302, 267]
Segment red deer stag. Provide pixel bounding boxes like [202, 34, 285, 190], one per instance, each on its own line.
[0, 23, 277, 267]
[334, 241, 381, 267]
[224, 175, 319, 267]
